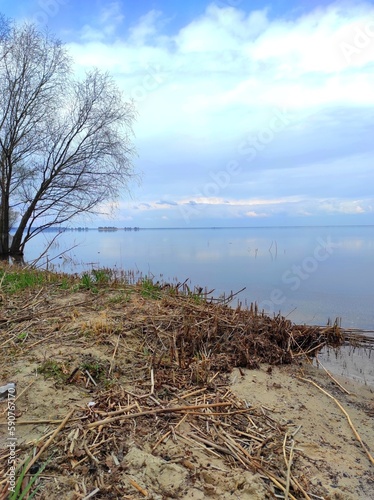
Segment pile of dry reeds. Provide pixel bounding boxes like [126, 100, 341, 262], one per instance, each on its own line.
[141, 296, 344, 379]
[0, 384, 314, 499]
[0, 269, 351, 499]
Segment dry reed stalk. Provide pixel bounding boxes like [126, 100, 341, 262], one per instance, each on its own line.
[0, 336, 15, 348]
[151, 412, 188, 451]
[219, 437, 249, 468]
[23, 331, 59, 350]
[234, 429, 265, 442]
[170, 387, 207, 403]
[0, 273, 354, 499]
[299, 377, 374, 466]
[214, 427, 302, 500]
[283, 432, 295, 500]
[283, 441, 311, 500]
[175, 431, 222, 458]
[220, 430, 254, 466]
[0, 486, 8, 500]
[85, 370, 97, 386]
[261, 469, 299, 500]
[92, 403, 138, 418]
[180, 408, 251, 417]
[220, 428, 262, 469]
[129, 478, 148, 496]
[151, 429, 172, 451]
[86, 402, 232, 429]
[23, 408, 75, 474]
[188, 433, 234, 456]
[68, 427, 80, 454]
[316, 358, 352, 395]
[292, 342, 326, 357]
[124, 369, 155, 399]
[82, 488, 100, 500]
[83, 441, 99, 464]
[10, 415, 89, 426]
[109, 333, 121, 375]
[89, 435, 116, 450]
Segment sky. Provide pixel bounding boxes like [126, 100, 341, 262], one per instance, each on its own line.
[1, 0, 374, 227]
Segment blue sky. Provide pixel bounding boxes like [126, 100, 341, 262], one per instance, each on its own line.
[2, 0, 374, 227]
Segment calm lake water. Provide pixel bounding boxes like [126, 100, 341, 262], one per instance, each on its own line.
[23, 225, 374, 331]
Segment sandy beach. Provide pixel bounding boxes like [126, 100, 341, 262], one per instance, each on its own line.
[0, 268, 373, 499]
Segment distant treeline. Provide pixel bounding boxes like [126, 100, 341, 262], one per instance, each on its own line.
[98, 226, 140, 231]
[10, 226, 141, 232]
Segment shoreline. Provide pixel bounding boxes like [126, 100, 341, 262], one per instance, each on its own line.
[20, 225, 374, 332]
[316, 343, 374, 387]
[0, 265, 373, 498]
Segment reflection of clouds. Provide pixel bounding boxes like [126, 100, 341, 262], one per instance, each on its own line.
[334, 238, 373, 251]
[88, 236, 124, 261]
[193, 250, 222, 262]
[24, 227, 374, 330]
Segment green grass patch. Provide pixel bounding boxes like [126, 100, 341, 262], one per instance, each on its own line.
[9, 455, 49, 500]
[38, 360, 66, 382]
[80, 358, 107, 382]
[58, 276, 72, 290]
[0, 268, 47, 293]
[77, 272, 99, 292]
[75, 268, 114, 293]
[15, 331, 28, 343]
[139, 277, 162, 299]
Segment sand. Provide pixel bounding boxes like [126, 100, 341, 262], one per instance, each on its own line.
[0, 271, 373, 499]
[231, 363, 374, 499]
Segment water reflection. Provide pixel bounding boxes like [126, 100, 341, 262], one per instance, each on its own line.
[22, 226, 374, 330]
[317, 344, 374, 386]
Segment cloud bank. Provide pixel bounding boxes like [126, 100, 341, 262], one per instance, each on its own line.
[18, 1, 374, 225]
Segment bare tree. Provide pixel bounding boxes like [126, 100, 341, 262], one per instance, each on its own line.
[0, 14, 9, 39]
[0, 20, 136, 256]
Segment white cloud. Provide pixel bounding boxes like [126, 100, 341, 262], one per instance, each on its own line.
[78, 1, 125, 41]
[245, 211, 268, 217]
[176, 5, 269, 53]
[100, 1, 125, 26]
[64, 1, 374, 225]
[129, 10, 163, 45]
[319, 199, 371, 215]
[122, 194, 373, 223]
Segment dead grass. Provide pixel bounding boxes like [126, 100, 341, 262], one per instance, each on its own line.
[0, 264, 371, 499]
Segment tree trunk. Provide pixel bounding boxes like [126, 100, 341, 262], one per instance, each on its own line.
[0, 191, 10, 256]
[1, 22, 136, 258]
[9, 206, 34, 255]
